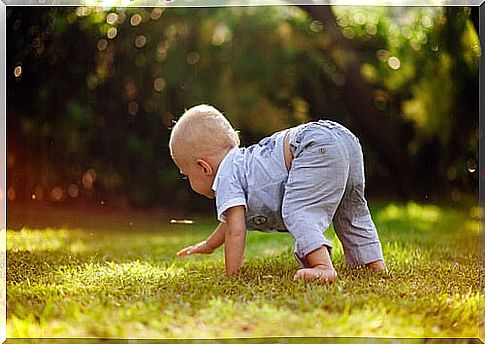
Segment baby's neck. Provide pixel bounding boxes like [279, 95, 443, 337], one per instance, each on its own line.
[207, 147, 235, 175]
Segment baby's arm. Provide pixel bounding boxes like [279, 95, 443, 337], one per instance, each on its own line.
[223, 205, 247, 276]
[293, 246, 337, 283]
[176, 222, 226, 256]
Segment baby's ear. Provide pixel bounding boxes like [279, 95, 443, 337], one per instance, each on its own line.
[196, 159, 213, 175]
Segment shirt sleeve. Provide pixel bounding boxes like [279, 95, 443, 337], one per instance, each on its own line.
[213, 171, 246, 223]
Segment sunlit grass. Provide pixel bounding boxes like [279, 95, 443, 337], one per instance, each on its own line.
[6, 202, 482, 338]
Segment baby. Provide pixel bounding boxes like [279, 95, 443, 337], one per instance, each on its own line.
[170, 104, 385, 282]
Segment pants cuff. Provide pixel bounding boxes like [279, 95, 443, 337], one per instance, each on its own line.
[345, 241, 384, 267]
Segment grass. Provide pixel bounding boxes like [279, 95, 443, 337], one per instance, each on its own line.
[5, 201, 483, 339]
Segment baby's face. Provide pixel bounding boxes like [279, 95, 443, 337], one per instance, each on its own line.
[174, 153, 215, 199]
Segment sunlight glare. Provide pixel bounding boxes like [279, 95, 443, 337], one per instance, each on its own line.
[7, 228, 71, 251]
[376, 202, 441, 225]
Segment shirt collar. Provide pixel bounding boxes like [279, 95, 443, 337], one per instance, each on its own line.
[212, 147, 238, 192]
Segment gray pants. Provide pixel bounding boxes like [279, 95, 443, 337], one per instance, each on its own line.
[281, 120, 384, 268]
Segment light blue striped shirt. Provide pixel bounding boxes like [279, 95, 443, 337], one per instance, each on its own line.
[212, 129, 290, 232]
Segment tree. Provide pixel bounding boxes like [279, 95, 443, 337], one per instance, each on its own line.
[6, 6, 478, 207]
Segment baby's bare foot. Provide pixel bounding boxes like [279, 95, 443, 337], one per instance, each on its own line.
[365, 260, 386, 272]
[293, 265, 337, 283]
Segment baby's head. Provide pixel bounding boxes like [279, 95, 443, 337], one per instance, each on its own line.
[169, 104, 239, 198]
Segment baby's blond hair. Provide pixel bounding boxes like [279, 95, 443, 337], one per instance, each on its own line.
[169, 105, 240, 164]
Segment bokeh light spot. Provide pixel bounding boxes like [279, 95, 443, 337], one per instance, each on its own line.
[128, 101, 139, 116]
[156, 44, 168, 62]
[150, 8, 163, 20]
[32, 37, 41, 48]
[353, 12, 365, 25]
[7, 188, 16, 201]
[410, 41, 421, 51]
[97, 39, 108, 51]
[14, 66, 22, 78]
[117, 13, 126, 24]
[421, 15, 433, 28]
[388, 56, 401, 70]
[13, 19, 22, 31]
[106, 13, 118, 25]
[467, 160, 477, 173]
[376, 49, 389, 62]
[212, 24, 231, 46]
[332, 73, 345, 87]
[153, 77, 166, 92]
[186, 51, 200, 65]
[82, 169, 97, 189]
[337, 16, 348, 27]
[130, 13, 142, 27]
[75, 7, 91, 17]
[107, 27, 118, 39]
[374, 91, 387, 110]
[125, 79, 137, 99]
[135, 35, 147, 48]
[33, 185, 45, 201]
[68, 184, 80, 198]
[342, 28, 355, 39]
[365, 24, 377, 35]
[309, 20, 324, 33]
[86, 74, 98, 90]
[50, 186, 64, 202]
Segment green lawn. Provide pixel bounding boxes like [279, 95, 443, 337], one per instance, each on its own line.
[6, 202, 483, 339]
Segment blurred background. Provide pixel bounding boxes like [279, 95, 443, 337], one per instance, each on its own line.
[6, 6, 480, 213]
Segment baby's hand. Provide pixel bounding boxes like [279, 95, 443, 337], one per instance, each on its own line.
[293, 265, 337, 283]
[176, 240, 214, 257]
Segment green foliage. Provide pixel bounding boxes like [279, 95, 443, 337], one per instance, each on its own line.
[6, 6, 479, 206]
[7, 202, 481, 337]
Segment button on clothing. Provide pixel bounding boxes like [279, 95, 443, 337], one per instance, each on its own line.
[211, 120, 384, 268]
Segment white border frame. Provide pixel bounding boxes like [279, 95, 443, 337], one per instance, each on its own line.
[0, 2, 482, 343]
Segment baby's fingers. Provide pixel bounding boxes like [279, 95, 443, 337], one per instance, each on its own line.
[176, 246, 194, 257]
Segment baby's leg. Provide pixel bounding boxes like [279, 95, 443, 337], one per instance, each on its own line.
[282, 126, 348, 269]
[332, 136, 385, 269]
